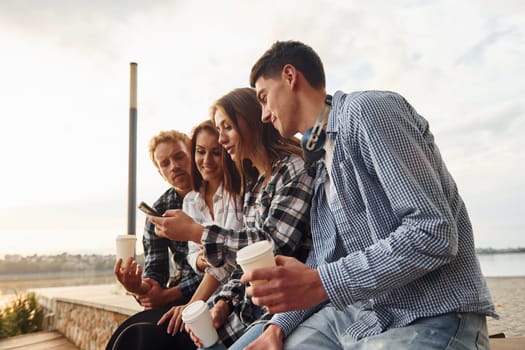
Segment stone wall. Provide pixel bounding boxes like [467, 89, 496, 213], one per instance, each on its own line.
[52, 300, 129, 350]
[36, 286, 139, 350]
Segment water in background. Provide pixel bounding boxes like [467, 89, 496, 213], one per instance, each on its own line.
[0, 272, 114, 308]
[477, 252, 525, 277]
[0, 253, 522, 308]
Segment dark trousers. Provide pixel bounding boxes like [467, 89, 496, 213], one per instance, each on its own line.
[106, 298, 196, 350]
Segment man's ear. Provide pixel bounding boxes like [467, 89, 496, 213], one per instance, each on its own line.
[282, 64, 297, 88]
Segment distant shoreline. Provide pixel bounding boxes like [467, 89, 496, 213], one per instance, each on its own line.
[0, 271, 115, 297]
[476, 247, 525, 255]
[0, 270, 113, 280]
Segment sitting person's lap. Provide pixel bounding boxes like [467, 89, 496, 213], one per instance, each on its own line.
[227, 303, 489, 350]
[106, 297, 196, 350]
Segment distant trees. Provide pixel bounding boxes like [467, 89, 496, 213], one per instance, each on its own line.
[0, 253, 144, 275]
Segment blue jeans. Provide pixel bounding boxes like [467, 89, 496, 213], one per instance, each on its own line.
[228, 303, 489, 349]
[227, 322, 267, 350]
[199, 323, 267, 350]
[199, 305, 267, 350]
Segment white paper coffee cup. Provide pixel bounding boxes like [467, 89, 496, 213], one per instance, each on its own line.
[115, 234, 137, 267]
[236, 240, 276, 285]
[182, 300, 219, 347]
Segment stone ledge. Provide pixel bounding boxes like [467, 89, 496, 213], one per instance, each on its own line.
[32, 283, 142, 350]
[32, 283, 141, 316]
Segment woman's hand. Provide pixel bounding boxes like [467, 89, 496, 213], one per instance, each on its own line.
[185, 323, 204, 348]
[147, 209, 204, 243]
[185, 300, 230, 348]
[157, 303, 187, 335]
[196, 246, 210, 272]
[210, 299, 230, 329]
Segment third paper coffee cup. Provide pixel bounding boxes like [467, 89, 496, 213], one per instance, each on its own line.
[182, 300, 219, 347]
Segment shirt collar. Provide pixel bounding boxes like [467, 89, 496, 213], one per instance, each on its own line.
[326, 90, 346, 138]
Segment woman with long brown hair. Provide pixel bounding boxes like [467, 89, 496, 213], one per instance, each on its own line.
[149, 87, 313, 348]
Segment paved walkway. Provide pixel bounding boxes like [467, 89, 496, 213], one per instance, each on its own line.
[0, 331, 78, 350]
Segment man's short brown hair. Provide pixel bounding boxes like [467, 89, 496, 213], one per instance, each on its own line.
[249, 40, 325, 89]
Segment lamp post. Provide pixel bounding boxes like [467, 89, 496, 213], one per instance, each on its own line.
[127, 62, 137, 236]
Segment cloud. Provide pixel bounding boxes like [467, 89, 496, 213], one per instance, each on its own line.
[0, 1, 182, 64]
[445, 101, 524, 137]
[1, 0, 525, 255]
[456, 29, 513, 66]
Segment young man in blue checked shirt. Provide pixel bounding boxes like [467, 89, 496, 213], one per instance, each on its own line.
[232, 40, 496, 350]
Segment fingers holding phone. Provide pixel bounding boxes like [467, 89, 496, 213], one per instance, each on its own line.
[147, 209, 203, 243]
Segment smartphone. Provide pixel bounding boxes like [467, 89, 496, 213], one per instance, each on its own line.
[138, 201, 160, 216]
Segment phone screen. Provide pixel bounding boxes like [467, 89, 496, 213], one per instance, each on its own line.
[138, 201, 160, 216]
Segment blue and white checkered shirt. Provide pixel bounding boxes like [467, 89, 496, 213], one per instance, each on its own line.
[271, 90, 497, 340]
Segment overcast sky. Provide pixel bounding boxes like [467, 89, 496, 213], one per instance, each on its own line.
[0, 0, 523, 257]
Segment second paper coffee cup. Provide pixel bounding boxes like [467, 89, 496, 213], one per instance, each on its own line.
[236, 240, 276, 285]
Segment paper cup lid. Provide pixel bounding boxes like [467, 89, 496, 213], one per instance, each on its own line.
[182, 300, 208, 323]
[236, 240, 273, 264]
[116, 235, 137, 240]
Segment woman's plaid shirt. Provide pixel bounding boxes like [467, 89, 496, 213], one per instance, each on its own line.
[202, 153, 314, 345]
